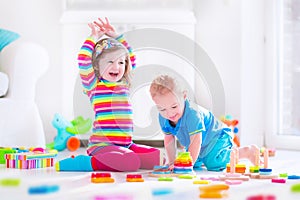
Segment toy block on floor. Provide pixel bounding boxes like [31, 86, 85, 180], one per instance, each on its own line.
[219, 173, 250, 181]
[0, 148, 17, 164]
[148, 166, 179, 178]
[91, 172, 114, 183]
[199, 184, 230, 198]
[226, 163, 247, 174]
[126, 174, 144, 182]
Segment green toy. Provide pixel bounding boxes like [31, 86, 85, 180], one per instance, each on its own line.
[46, 114, 92, 151]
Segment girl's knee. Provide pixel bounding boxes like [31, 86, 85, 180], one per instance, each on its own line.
[129, 143, 160, 169]
[129, 143, 160, 153]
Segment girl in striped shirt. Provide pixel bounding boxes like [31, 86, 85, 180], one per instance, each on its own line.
[56, 18, 160, 172]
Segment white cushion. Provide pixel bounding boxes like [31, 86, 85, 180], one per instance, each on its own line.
[0, 72, 8, 97]
[0, 99, 46, 147]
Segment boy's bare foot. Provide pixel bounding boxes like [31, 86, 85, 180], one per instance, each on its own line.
[248, 144, 263, 166]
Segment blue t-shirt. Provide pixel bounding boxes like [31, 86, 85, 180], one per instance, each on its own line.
[159, 100, 232, 158]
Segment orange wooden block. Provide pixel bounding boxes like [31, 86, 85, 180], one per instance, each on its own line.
[126, 178, 144, 182]
[91, 177, 115, 183]
[199, 184, 230, 192]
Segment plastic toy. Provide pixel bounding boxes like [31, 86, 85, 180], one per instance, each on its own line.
[199, 184, 229, 199]
[220, 115, 240, 147]
[0, 148, 17, 164]
[271, 178, 286, 183]
[225, 149, 247, 176]
[148, 165, 178, 177]
[152, 188, 173, 196]
[259, 168, 272, 175]
[149, 152, 194, 177]
[28, 185, 59, 194]
[200, 176, 220, 181]
[173, 152, 194, 174]
[158, 177, 173, 182]
[279, 173, 288, 178]
[250, 174, 278, 179]
[91, 172, 115, 183]
[46, 114, 92, 151]
[287, 175, 300, 179]
[246, 194, 276, 200]
[126, 174, 144, 182]
[219, 173, 250, 181]
[5, 149, 57, 169]
[152, 165, 171, 174]
[0, 178, 21, 186]
[249, 166, 260, 173]
[224, 180, 243, 185]
[178, 174, 196, 179]
[291, 183, 300, 193]
[260, 147, 276, 157]
[55, 155, 93, 171]
[229, 150, 236, 173]
[263, 148, 269, 168]
[95, 194, 133, 200]
[193, 180, 211, 184]
[248, 149, 278, 179]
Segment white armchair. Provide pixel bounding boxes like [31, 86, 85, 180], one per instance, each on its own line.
[0, 38, 49, 148]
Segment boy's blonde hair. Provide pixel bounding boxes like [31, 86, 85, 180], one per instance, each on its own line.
[92, 38, 132, 85]
[149, 75, 184, 99]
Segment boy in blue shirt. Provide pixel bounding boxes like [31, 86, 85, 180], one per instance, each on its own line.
[149, 75, 260, 171]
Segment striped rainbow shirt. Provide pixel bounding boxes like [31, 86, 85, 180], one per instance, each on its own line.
[78, 35, 136, 147]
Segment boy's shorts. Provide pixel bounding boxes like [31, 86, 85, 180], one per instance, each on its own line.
[194, 133, 233, 171]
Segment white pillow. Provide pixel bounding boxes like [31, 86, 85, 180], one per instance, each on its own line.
[0, 72, 9, 97]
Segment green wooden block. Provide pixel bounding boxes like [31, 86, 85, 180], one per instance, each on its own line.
[291, 183, 300, 193]
[0, 148, 16, 164]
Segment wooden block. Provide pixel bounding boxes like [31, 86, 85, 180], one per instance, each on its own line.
[219, 174, 250, 181]
[250, 173, 278, 179]
[199, 184, 230, 192]
[148, 172, 180, 178]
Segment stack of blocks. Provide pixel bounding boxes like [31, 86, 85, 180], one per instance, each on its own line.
[5, 149, 57, 169]
[219, 148, 250, 182]
[221, 147, 279, 183]
[126, 174, 144, 182]
[173, 152, 194, 174]
[91, 173, 115, 183]
[249, 148, 278, 179]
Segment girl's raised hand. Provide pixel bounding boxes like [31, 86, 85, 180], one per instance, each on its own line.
[94, 17, 119, 38]
[88, 23, 105, 39]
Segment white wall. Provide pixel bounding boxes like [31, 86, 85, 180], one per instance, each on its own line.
[0, 0, 265, 146]
[194, 0, 265, 146]
[194, 0, 241, 119]
[0, 0, 63, 142]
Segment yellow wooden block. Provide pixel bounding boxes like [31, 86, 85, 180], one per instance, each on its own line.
[193, 180, 211, 184]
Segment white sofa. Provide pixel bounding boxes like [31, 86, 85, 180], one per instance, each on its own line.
[0, 38, 49, 148]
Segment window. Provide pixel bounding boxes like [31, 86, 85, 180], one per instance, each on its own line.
[278, 0, 300, 136]
[265, 0, 300, 150]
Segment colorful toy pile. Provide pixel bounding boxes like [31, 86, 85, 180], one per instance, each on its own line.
[173, 152, 194, 174]
[5, 149, 57, 169]
[0, 148, 22, 164]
